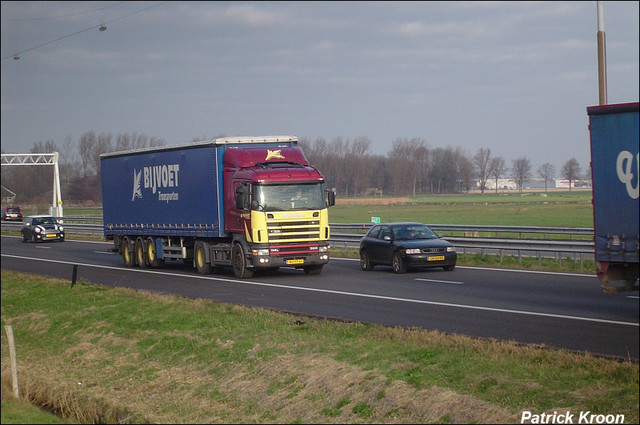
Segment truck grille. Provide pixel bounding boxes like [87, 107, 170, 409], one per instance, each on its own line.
[266, 219, 320, 242]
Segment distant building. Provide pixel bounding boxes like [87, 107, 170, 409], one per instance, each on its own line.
[555, 179, 592, 189]
[479, 178, 591, 190]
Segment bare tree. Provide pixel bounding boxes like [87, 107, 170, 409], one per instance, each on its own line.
[458, 154, 474, 193]
[347, 136, 372, 196]
[92, 132, 113, 179]
[561, 158, 581, 191]
[537, 162, 555, 193]
[78, 131, 96, 177]
[489, 156, 507, 194]
[389, 138, 428, 195]
[473, 148, 492, 194]
[511, 156, 532, 193]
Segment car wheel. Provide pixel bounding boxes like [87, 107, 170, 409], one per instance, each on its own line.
[360, 251, 373, 271]
[392, 252, 406, 274]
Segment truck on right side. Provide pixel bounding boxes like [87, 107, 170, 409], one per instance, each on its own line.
[587, 101, 639, 292]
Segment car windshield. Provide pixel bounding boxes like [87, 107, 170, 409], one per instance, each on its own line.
[33, 217, 56, 225]
[252, 183, 326, 211]
[393, 224, 437, 240]
[8, 207, 20, 213]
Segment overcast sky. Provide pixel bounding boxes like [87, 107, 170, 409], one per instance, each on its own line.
[1, 1, 638, 172]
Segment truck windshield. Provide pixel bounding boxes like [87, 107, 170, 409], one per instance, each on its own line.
[253, 183, 326, 211]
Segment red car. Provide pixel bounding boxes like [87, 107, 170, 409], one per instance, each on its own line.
[2, 206, 23, 221]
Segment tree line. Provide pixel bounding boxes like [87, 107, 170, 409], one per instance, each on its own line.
[1, 131, 587, 205]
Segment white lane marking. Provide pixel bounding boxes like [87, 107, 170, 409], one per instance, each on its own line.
[2, 253, 637, 328]
[93, 251, 115, 255]
[35, 246, 51, 249]
[415, 278, 464, 285]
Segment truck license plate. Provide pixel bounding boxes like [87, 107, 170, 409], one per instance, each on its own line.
[286, 259, 304, 265]
[428, 255, 445, 261]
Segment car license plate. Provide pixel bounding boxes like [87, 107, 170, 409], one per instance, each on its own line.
[46, 234, 57, 238]
[286, 259, 304, 265]
[428, 255, 445, 261]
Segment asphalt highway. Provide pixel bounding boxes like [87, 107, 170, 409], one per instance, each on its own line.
[2, 235, 638, 360]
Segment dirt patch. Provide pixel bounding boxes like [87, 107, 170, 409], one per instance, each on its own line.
[2, 351, 518, 424]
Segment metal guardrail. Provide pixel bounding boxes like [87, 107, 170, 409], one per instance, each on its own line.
[2, 218, 596, 267]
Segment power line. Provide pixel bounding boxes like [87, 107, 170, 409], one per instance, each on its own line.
[2, 2, 168, 61]
[2, 2, 127, 22]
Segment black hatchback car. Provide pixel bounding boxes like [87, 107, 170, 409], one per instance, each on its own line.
[21, 215, 65, 243]
[359, 222, 456, 273]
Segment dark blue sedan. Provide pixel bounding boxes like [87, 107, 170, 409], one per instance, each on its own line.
[359, 222, 456, 273]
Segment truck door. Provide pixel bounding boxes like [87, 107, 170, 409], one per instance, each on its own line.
[227, 181, 250, 235]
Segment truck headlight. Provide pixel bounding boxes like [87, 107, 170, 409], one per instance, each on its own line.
[252, 249, 270, 256]
[405, 248, 421, 254]
[319, 246, 329, 252]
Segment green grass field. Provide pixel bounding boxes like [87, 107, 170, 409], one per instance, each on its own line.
[2, 271, 637, 424]
[330, 191, 593, 227]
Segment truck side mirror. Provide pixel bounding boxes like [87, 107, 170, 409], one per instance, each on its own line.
[326, 190, 335, 207]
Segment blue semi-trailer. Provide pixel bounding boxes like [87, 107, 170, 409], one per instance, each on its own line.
[587, 102, 639, 292]
[100, 136, 334, 278]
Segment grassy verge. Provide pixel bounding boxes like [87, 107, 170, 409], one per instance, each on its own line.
[2, 271, 637, 424]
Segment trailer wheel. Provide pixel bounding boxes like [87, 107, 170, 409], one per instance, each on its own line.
[122, 237, 136, 267]
[195, 241, 212, 274]
[146, 237, 164, 268]
[135, 237, 148, 268]
[232, 243, 254, 278]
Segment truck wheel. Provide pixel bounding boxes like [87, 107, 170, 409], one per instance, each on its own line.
[303, 265, 323, 275]
[146, 237, 164, 268]
[232, 243, 254, 279]
[135, 237, 148, 268]
[195, 241, 212, 274]
[122, 237, 136, 267]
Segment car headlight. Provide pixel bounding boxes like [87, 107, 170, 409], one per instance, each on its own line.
[405, 248, 421, 254]
[58, 226, 64, 232]
[34, 227, 42, 233]
[447, 246, 456, 252]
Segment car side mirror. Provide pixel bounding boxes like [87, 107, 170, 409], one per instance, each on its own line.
[383, 235, 391, 241]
